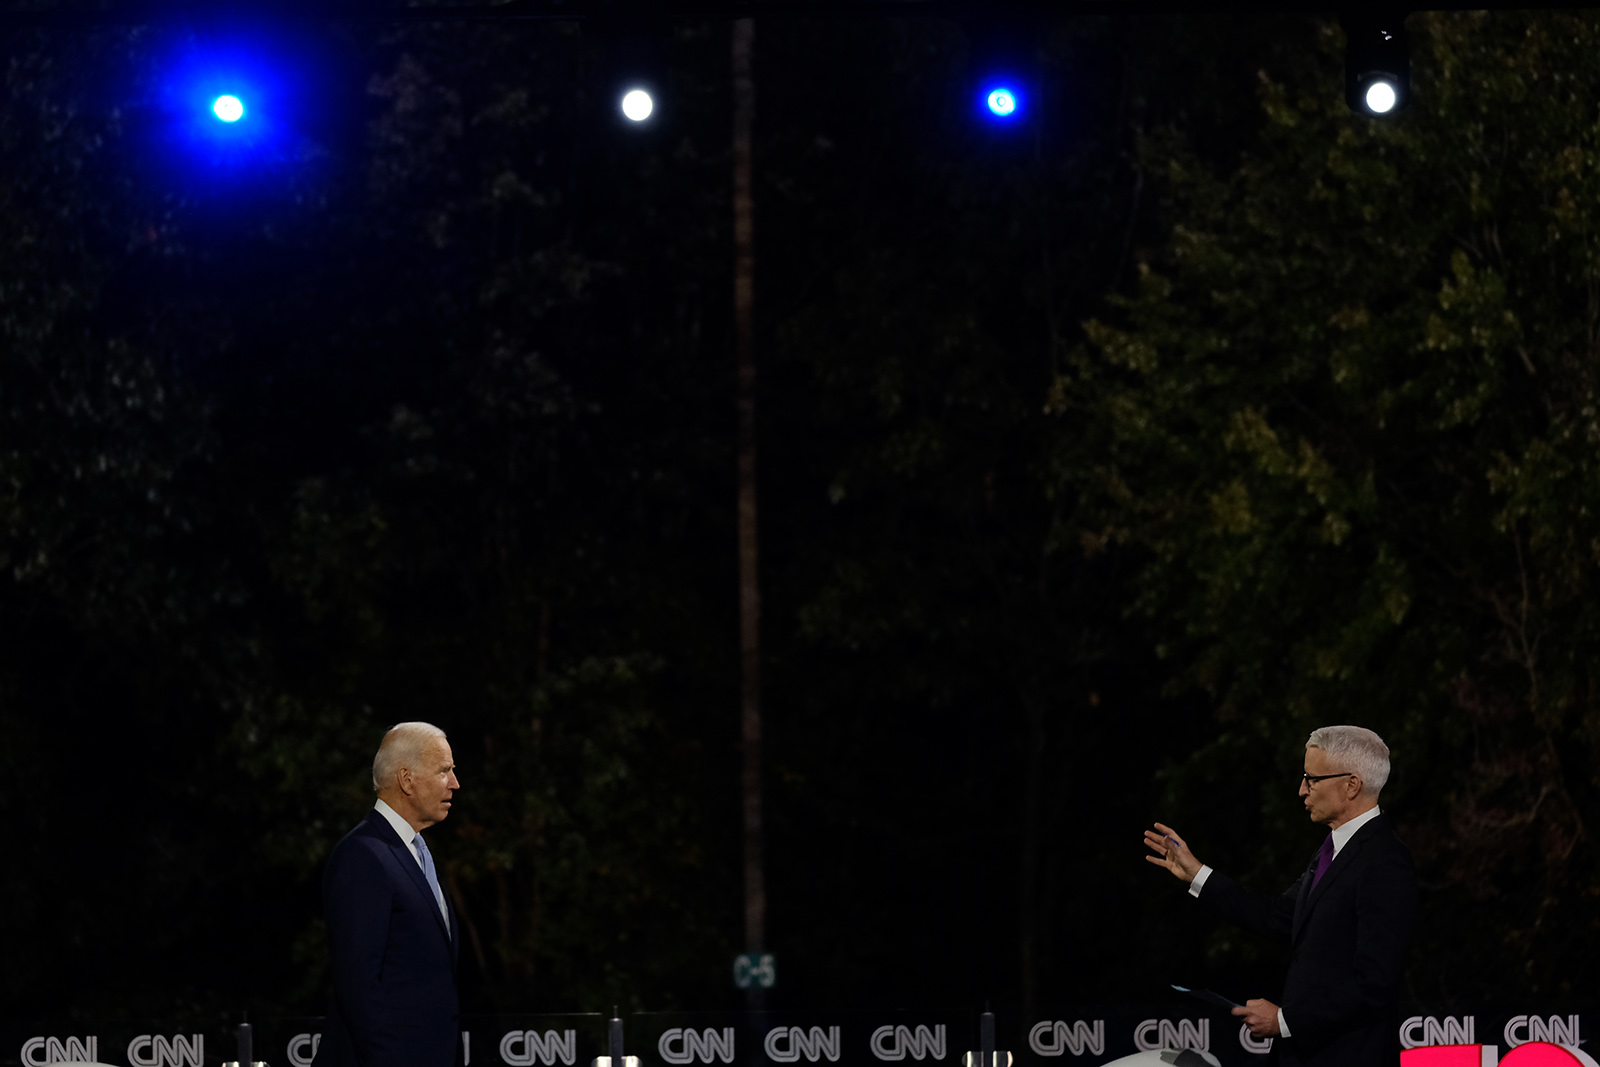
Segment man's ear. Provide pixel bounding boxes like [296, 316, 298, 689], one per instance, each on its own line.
[1347, 775, 1363, 800]
[397, 767, 415, 796]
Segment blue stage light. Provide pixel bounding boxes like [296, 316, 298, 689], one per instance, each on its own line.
[986, 87, 1018, 118]
[212, 94, 245, 123]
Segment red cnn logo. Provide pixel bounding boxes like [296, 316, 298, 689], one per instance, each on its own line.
[1402, 1043, 1586, 1066]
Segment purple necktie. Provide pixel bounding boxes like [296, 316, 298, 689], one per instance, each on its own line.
[1310, 834, 1335, 890]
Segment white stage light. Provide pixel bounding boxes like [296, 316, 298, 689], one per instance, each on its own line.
[621, 89, 654, 122]
[1364, 80, 1397, 114]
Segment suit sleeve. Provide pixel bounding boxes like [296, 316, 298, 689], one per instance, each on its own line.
[324, 840, 396, 1066]
[1194, 866, 1304, 942]
[1279, 840, 1418, 1048]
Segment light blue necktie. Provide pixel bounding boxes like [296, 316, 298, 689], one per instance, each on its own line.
[413, 832, 449, 930]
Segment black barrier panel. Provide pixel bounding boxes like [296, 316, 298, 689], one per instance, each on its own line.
[250, 1016, 326, 1067]
[1, 1020, 232, 1067]
[1004, 1003, 1245, 1066]
[460, 1014, 608, 1067]
[987, 1005, 1594, 1067]
[249, 1013, 607, 1067]
[626, 1007, 1248, 1067]
[628, 1011, 978, 1067]
[8, 1008, 1591, 1067]
[625, 1007, 1597, 1067]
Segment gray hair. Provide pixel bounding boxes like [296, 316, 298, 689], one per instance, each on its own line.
[1307, 725, 1391, 797]
[372, 722, 448, 793]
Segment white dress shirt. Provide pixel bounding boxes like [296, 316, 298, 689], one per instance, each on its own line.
[374, 798, 450, 931]
[1187, 805, 1383, 1039]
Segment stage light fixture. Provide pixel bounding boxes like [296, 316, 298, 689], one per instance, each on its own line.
[621, 88, 654, 122]
[985, 86, 1018, 118]
[1364, 80, 1398, 114]
[966, 17, 1034, 128]
[212, 94, 245, 122]
[1343, 16, 1411, 116]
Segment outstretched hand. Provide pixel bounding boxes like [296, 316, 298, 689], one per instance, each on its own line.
[1143, 822, 1203, 883]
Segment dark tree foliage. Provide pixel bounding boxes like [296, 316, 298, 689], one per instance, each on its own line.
[3, 16, 742, 1016]
[1060, 11, 1600, 1006]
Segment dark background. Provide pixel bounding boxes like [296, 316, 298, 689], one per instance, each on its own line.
[3, 4, 1596, 1027]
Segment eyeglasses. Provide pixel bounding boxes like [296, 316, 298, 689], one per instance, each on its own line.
[1301, 771, 1355, 786]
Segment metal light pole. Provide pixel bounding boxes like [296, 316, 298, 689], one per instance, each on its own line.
[731, 15, 770, 1010]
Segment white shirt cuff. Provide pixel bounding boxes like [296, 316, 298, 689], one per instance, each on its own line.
[1278, 1010, 1291, 1038]
[1188, 865, 1213, 898]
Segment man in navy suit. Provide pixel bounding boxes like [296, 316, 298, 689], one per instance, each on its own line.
[1144, 725, 1417, 1067]
[315, 722, 463, 1067]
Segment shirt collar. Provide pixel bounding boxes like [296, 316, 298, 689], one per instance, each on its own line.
[1330, 803, 1382, 857]
[374, 797, 419, 848]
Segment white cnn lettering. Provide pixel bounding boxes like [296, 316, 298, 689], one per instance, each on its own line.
[696, 1028, 735, 1063]
[905, 1026, 944, 1061]
[660, 1028, 735, 1064]
[53, 1037, 97, 1063]
[766, 1026, 840, 1063]
[767, 1028, 798, 1063]
[1533, 1016, 1581, 1048]
[515, 1030, 576, 1065]
[1506, 1014, 1583, 1048]
[871, 1025, 946, 1061]
[504, 1031, 532, 1066]
[22, 1036, 98, 1066]
[872, 1026, 903, 1061]
[1028, 1021, 1104, 1057]
[1423, 1017, 1475, 1047]
[128, 1034, 204, 1067]
[1165, 1020, 1208, 1053]
[1133, 1020, 1206, 1053]
[1238, 1023, 1272, 1056]
[797, 1026, 841, 1063]
[289, 1033, 322, 1067]
[171, 1034, 204, 1067]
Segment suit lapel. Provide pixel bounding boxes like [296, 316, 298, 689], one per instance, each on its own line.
[447, 892, 461, 972]
[1291, 851, 1319, 939]
[1291, 814, 1384, 942]
[367, 810, 453, 944]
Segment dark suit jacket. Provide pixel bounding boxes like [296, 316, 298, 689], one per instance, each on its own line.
[313, 809, 461, 1067]
[1197, 812, 1417, 1067]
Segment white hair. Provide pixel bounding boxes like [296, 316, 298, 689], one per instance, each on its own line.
[372, 722, 447, 793]
[1307, 725, 1391, 797]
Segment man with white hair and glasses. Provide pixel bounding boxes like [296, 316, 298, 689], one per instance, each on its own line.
[1144, 725, 1417, 1067]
